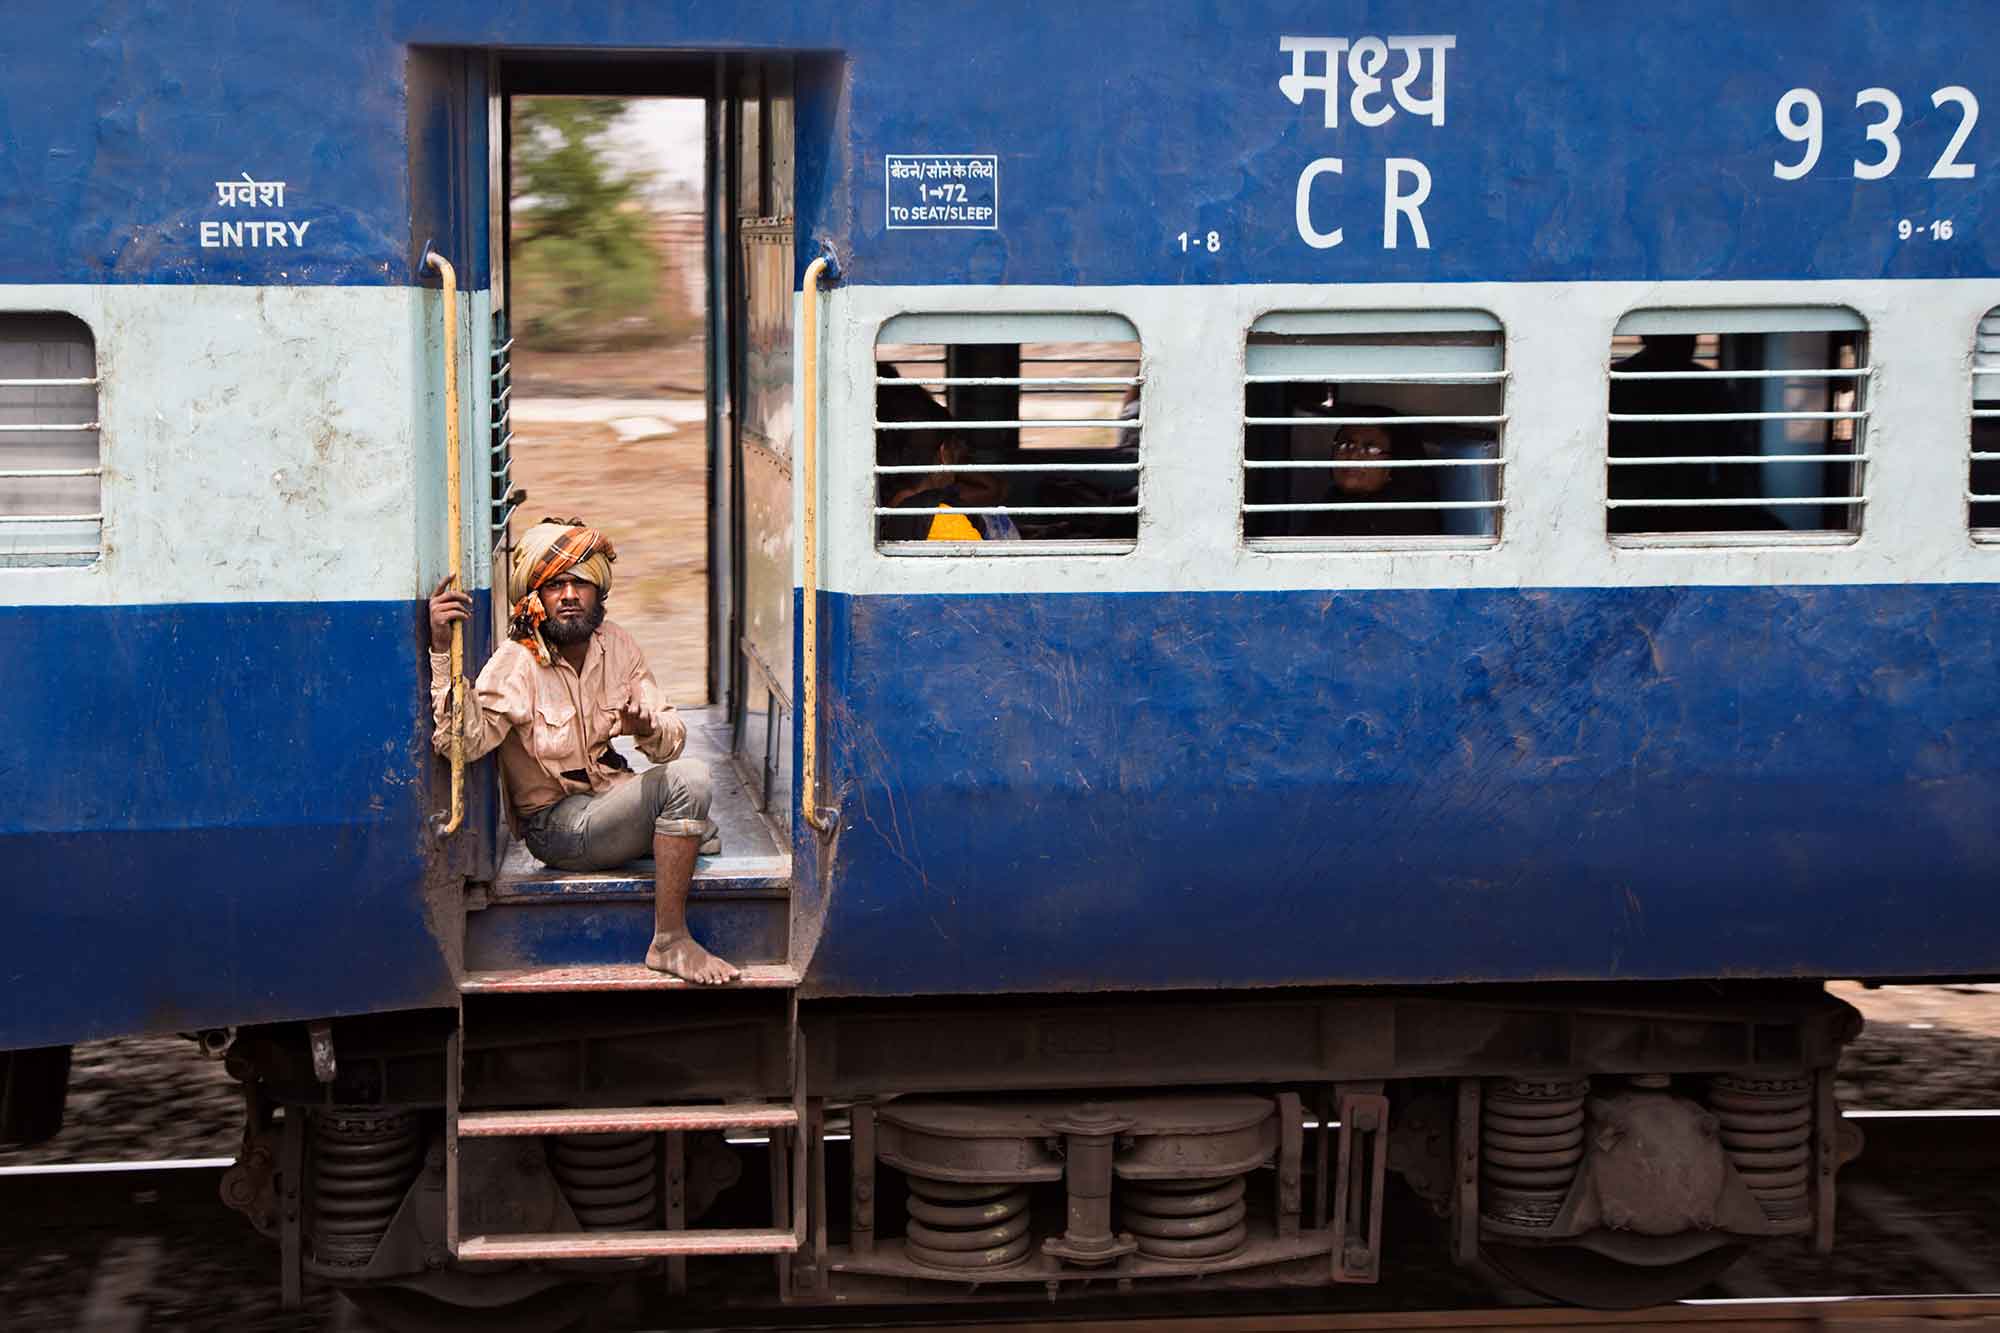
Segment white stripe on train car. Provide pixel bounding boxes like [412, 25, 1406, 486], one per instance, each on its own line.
[814, 279, 2000, 597]
[0, 284, 494, 607]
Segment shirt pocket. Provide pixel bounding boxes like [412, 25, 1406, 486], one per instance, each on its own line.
[588, 702, 623, 751]
[529, 698, 580, 764]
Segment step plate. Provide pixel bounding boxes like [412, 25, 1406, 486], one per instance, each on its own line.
[459, 1105, 800, 1137]
[457, 1228, 799, 1261]
[460, 963, 800, 994]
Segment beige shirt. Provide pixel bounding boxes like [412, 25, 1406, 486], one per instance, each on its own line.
[429, 620, 686, 819]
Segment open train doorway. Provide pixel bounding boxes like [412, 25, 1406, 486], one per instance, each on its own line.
[503, 94, 711, 706]
[488, 53, 802, 851]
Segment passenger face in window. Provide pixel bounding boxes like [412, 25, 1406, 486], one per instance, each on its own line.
[885, 434, 1005, 509]
[1329, 425, 1394, 497]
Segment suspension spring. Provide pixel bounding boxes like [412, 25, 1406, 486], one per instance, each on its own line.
[1709, 1074, 1812, 1221]
[903, 1175, 1032, 1270]
[1119, 1174, 1249, 1261]
[550, 1133, 659, 1229]
[308, 1109, 424, 1266]
[1480, 1078, 1588, 1228]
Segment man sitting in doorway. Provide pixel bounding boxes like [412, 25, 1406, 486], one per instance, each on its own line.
[427, 517, 738, 984]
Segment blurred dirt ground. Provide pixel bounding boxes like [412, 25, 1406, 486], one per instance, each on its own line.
[506, 339, 711, 706]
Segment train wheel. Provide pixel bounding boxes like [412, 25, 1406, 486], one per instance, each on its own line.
[1482, 1240, 1747, 1310]
[338, 1281, 608, 1333]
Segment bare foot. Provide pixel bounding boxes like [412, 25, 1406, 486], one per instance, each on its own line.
[645, 932, 741, 984]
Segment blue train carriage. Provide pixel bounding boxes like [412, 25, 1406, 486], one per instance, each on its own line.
[3, 2, 1997, 1321]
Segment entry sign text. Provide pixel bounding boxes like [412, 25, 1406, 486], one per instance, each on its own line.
[887, 155, 998, 230]
[200, 172, 310, 249]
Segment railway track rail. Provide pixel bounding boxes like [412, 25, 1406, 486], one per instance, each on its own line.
[858, 1300, 2000, 1330]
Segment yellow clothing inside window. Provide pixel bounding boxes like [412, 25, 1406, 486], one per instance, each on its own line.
[925, 506, 983, 541]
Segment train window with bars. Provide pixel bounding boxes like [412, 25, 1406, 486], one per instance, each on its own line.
[874, 313, 1141, 553]
[1607, 308, 1869, 541]
[1971, 309, 2000, 539]
[1241, 311, 1506, 548]
[0, 314, 100, 568]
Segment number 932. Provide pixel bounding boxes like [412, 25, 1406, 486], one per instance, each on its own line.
[1773, 85, 1978, 181]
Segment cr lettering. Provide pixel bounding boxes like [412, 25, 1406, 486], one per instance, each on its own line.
[1294, 157, 1435, 251]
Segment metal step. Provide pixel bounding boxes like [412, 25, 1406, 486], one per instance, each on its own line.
[459, 962, 800, 994]
[457, 1227, 799, 1262]
[458, 1105, 800, 1137]
[463, 887, 790, 974]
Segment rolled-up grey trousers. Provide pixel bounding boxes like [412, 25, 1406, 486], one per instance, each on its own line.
[521, 760, 718, 871]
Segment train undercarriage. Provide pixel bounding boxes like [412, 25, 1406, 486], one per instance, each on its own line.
[215, 980, 1863, 1328]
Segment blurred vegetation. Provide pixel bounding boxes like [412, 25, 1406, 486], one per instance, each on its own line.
[511, 98, 681, 350]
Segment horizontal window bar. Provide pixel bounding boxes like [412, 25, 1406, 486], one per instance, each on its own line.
[880, 314, 1140, 344]
[1244, 371, 1509, 385]
[1243, 457, 1504, 470]
[1610, 529, 1860, 549]
[875, 419, 1135, 430]
[0, 422, 98, 433]
[0, 377, 100, 388]
[494, 384, 513, 407]
[1614, 307, 1864, 335]
[873, 505, 1138, 516]
[1605, 495, 1864, 508]
[1608, 452, 1869, 466]
[1607, 367, 1867, 381]
[1971, 452, 2000, 461]
[1244, 414, 1506, 427]
[874, 462, 1138, 475]
[491, 338, 514, 358]
[1245, 534, 1498, 552]
[1608, 410, 1865, 422]
[1972, 366, 2000, 375]
[0, 466, 102, 478]
[875, 376, 1141, 387]
[0, 548, 100, 558]
[0, 512, 102, 524]
[1244, 500, 1504, 513]
[1970, 493, 2000, 503]
[1969, 409, 2000, 419]
[878, 539, 1135, 557]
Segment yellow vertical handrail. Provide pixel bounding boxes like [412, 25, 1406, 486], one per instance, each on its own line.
[799, 256, 834, 834]
[427, 247, 466, 837]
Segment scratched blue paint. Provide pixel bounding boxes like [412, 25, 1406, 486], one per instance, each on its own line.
[803, 584, 2000, 998]
[5, 3, 2000, 286]
[0, 601, 456, 1049]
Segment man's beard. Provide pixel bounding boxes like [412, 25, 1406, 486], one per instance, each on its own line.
[542, 598, 606, 646]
